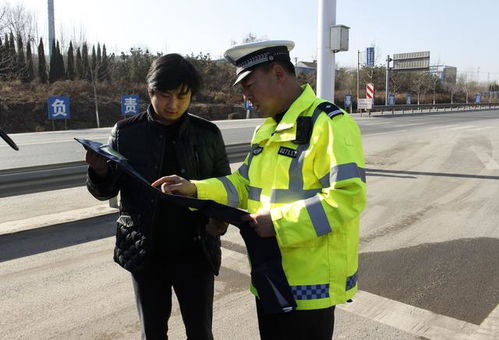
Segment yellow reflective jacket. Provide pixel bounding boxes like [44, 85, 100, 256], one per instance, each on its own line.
[194, 84, 366, 310]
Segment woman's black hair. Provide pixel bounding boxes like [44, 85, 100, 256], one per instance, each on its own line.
[146, 53, 201, 96]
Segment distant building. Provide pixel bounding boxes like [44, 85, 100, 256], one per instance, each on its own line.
[429, 65, 457, 85]
[296, 61, 317, 74]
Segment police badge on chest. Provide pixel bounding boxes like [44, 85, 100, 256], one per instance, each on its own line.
[278, 146, 298, 158]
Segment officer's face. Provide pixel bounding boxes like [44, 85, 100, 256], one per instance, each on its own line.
[149, 85, 191, 125]
[241, 67, 280, 117]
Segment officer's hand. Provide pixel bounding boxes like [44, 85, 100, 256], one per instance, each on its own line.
[241, 212, 276, 238]
[206, 218, 229, 236]
[85, 149, 109, 177]
[151, 175, 197, 197]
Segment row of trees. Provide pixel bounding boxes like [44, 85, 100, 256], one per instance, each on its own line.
[334, 66, 497, 104]
[0, 33, 112, 83]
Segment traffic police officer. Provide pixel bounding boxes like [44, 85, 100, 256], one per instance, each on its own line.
[152, 40, 367, 340]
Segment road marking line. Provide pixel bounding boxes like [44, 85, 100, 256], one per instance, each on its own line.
[367, 130, 409, 137]
[0, 205, 117, 235]
[470, 127, 494, 131]
[219, 239, 485, 339]
[339, 290, 479, 339]
[448, 125, 475, 130]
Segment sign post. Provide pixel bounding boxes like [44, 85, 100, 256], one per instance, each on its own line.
[388, 94, 396, 106]
[344, 94, 352, 113]
[244, 100, 254, 119]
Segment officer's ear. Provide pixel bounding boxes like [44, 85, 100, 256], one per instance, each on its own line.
[148, 89, 154, 99]
[272, 63, 286, 83]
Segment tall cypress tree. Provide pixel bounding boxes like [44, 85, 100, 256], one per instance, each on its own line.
[75, 47, 82, 79]
[37, 38, 47, 83]
[8, 32, 16, 61]
[48, 40, 57, 82]
[0, 36, 5, 79]
[56, 41, 65, 80]
[8, 32, 18, 77]
[25, 40, 34, 82]
[96, 43, 102, 65]
[16, 35, 26, 73]
[91, 45, 97, 80]
[81, 42, 90, 80]
[66, 41, 75, 80]
[99, 44, 110, 82]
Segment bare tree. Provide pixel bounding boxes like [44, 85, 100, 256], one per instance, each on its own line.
[412, 72, 431, 104]
[2, 4, 38, 49]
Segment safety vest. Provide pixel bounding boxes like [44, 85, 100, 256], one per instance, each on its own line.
[194, 84, 367, 310]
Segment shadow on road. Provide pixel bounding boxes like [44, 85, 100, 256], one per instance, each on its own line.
[0, 214, 117, 262]
[366, 168, 499, 180]
[359, 237, 499, 325]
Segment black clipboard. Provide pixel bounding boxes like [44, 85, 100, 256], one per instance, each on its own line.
[75, 138, 249, 225]
[0, 128, 19, 151]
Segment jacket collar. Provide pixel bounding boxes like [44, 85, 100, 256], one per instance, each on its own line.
[252, 84, 316, 144]
[147, 105, 191, 137]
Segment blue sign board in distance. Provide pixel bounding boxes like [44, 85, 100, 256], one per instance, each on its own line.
[121, 95, 140, 115]
[48, 96, 71, 120]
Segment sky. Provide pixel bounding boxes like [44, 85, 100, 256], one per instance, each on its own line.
[9, 0, 499, 82]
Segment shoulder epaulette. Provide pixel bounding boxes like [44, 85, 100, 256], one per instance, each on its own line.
[317, 101, 344, 119]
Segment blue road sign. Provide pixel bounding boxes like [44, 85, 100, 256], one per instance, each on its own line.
[475, 93, 481, 104]
[121, 95, 140, 115]
[344, 94, 352, 107]
[406, 95, 412, 105]
[388, 94, 396, 106]
[366, 47, 375, 66]
[48, 96, 70, 120]
[244, 100, 254, 110]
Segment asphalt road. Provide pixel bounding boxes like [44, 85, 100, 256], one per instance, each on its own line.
[1, 110, 498, 339]
[0, 118, 264, 170]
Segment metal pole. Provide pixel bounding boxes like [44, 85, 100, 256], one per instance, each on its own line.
[357, 50, 360, 106]
[385, 55, 390, 105]
[317, 0, 336, 101]
[47, 0, 55, 59]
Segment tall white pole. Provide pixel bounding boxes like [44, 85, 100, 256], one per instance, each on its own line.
[47, 0, 55, 59]
[317, 0, 336, 102]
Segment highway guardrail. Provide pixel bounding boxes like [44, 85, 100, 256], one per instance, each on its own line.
[360, 102, 499, 115]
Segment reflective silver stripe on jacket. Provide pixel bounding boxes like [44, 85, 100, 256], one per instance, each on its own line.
[304, 195, 332, 235]
[217, 177, 239, 207]
[238, 163, 249, 180]
[248, 186, 262, 201]
[270, 106, 323, 204]
[319, 163, 367, 188]
[237, 144, 259, 180]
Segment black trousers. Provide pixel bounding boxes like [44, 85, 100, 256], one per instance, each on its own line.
[256, 297, 335, 340]
[132, 252, 214, 340]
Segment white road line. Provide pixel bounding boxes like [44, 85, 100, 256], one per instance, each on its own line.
[367, 130, 408, 137]
[339, 290, 479, 339]
[447, 125, 476, 130]
[470, 126, 494, 132]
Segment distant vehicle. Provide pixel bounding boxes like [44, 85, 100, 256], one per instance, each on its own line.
[0, 127, 19, 151]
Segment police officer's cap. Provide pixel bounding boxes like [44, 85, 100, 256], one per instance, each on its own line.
[224, 40, 295, 85]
